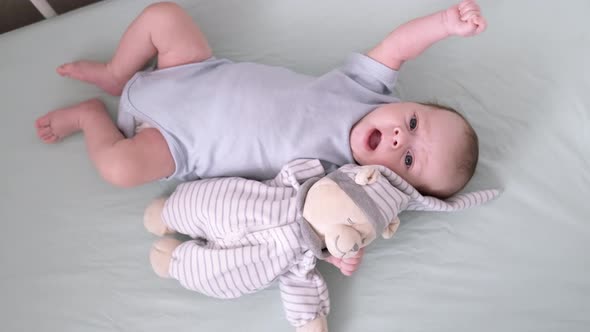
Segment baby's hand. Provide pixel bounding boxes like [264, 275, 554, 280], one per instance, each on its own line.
[444, 0, 487, 37]
[323, 248, 364, 276]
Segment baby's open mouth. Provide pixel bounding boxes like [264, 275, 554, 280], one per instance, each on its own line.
[368, 129, 381, 151]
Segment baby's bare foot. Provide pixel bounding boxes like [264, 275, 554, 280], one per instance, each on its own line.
[57, 61, 125, 96]
[35, 99, 103, 143]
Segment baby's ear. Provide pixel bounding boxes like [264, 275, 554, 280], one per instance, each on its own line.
[382, 217, 401, 239]
[354, 166, 380, 185]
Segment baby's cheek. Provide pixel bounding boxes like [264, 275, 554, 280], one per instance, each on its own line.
[372, 151, 400, 173]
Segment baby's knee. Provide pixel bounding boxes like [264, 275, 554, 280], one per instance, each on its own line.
[97, 157, 140, 188]
[142, 1, 186, 21]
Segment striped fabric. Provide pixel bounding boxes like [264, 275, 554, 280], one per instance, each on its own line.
[341, 164, 502, 212]
[162, 159, 329, 327]
[329, 164, 499, 237]
[160, 159, 499, 327]
[332, 167, 410, 233]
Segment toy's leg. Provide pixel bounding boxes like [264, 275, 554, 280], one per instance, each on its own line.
[159, 182, 210, 239]
[149, 237, 182, 278]
[163, 240, 235, 298]
[279, 266, 330, 331]
[166, 240, 282, 299]
[57, 2, 212, 96]
[144, 198, 176, 236]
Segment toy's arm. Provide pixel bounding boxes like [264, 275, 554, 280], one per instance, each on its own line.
[279, 266, 329, 331]
[264, 159, 325, 188]
[382, 217, 401, 239]
[367, 0, 487, 70]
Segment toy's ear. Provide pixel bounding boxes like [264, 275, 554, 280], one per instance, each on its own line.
[382, 217, 401, 239]
[354, 166, 380, 185]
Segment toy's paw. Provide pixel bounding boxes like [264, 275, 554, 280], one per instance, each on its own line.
[354, 166, 380, 185]
[144, 198, 175, 236]
[382, 217, 401, 239]
[149, 237, 181, 278]
[296, 316, 328, 332]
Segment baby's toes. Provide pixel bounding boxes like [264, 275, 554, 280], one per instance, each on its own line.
[37, 126, 53, 137]
[42, 133, 59, 143]
[56, 63, 75, 77]
[36, 125, 59, 143]
[35, 115, 50, 129]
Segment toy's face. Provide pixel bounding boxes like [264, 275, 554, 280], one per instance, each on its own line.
[302, 177, 377, 257]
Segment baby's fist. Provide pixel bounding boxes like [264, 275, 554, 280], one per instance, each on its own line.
[444, 0, 487, 37]
[323, 248, 364, 276]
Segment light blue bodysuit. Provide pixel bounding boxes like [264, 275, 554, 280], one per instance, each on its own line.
[117, 53, 399, 181]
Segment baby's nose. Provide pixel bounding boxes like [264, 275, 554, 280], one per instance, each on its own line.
[392, 128, 404, 149]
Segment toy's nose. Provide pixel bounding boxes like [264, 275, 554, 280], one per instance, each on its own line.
[392, 127, 404, 149]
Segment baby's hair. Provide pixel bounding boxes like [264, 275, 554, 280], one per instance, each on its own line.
[420, 102, 479, 196]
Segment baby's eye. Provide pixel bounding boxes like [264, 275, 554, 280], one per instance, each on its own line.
[409, 115, 418, 130]
[404, 152, 413, 167]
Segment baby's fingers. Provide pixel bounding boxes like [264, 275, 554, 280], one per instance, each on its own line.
[458, 0, 479, 12]
[339, 261, 361, 276]
[341, 255, 363, 267]
[461, 10, 480, 23]
[458, 1, 481, 21]
[339, 249, 364, 275]
[471, 16, 487, 34]
[323, 255, 342, 268]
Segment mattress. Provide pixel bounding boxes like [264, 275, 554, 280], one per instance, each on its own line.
[1, 0, 588, 331]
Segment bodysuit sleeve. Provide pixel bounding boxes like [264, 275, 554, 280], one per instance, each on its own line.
[311, 53, 400, 97]
[278, 251, 329, 327]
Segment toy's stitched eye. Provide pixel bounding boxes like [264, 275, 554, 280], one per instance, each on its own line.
[346, 218, 355, 225]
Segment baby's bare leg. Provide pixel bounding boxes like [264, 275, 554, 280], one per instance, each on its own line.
[35, 99, 175, 187]
[57, 2, 212, 95]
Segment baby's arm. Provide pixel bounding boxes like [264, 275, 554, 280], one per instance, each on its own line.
[367, 0, 487, 70]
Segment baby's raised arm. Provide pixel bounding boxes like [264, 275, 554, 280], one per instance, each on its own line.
[367, 0, 487, 70]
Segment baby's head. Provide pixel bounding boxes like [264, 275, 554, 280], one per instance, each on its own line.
[350, 102, 478, 198]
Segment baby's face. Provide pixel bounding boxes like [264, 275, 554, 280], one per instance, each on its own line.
[350, 102, 467, 195]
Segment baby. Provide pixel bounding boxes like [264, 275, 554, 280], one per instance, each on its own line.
[35, 1, 486, 273]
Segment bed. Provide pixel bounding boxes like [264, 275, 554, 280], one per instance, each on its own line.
[1, 0, 588, 331]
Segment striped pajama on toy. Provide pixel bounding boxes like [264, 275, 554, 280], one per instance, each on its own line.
[162, 159, 329, 327]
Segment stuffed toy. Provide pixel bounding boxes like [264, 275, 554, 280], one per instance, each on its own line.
[143, 159, 499, 332]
